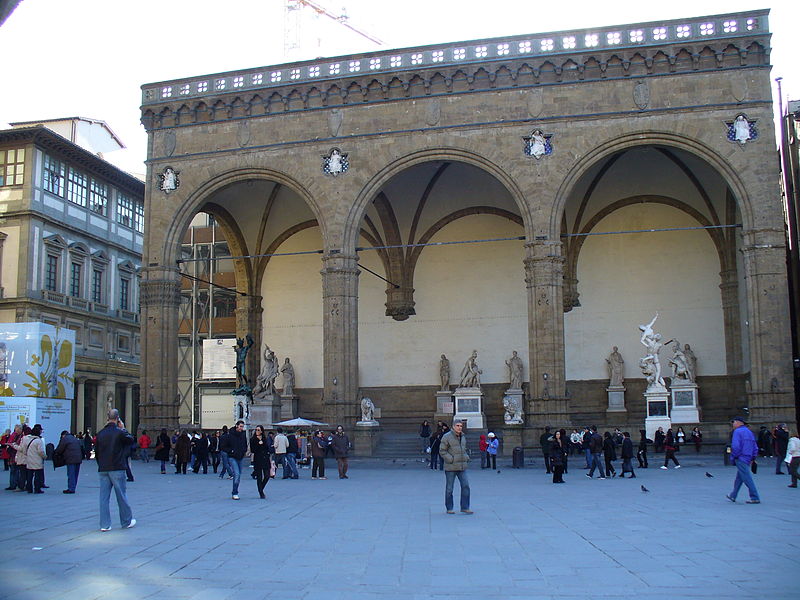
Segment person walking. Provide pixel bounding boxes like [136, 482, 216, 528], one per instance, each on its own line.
[174, 431, 191, 474]
[726, 416, 761, 504]
[478, 434, 488, 469]
[95, 409, 136, 531]
[4, 424, 22, 491]
[137, 431, 151, 463]
[54, 430, 83, 493]
[82, 428, 93, 460]
[331, 426, 352, 479]
[660, 428, 681, 469]
[419, 420, 431, 454]
[218, 425, 233, 479]
[586, 426, 606, 479]
[439, 420, 472, 514]
[654, 427, 665, 453]
[785, 430, 800, 488]
[311, 430, 328, 479]
[637, 430, 650, 468]
[273, 427, 289, 478]
[285, 431, 300, 479]
[773, 423, 789, 475]
[192, 432, 210, 474]
[550, 430, 567, 483]
[154, 428, 171, 474]
[0, 428, 10, 471]
[429, 426, 444, 470]
[582, 427, 592, 469]
[620, 431, 636, 478]
[227, 420, 248, 500]
[22, 424, 46, 493]
[540, 426, 553, 474]
[249, 425, 271, 499]
[602, 431, 617, 477]
[208, 430, 221, 474]
[690, 427, 703, 453]
[486, 432, 499, 470]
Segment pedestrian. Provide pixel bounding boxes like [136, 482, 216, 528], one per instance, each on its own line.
[170, 430, 179, 464]
[137, 430, 151, 463]
[430, 426, 444, 470]
[4, 424, 22, 491]
[726, 416, 761, 504]
[550, 430, 567, 483]
[10, 425, 31, 491]
[785, 429, 800, 488]
[439, 420, 472, 514]
[585, 426, 606, 479]
[757, 426, 772, 457]
[208, 430, 221, 473]
[569, 429, 582, 456]
[227, 420, 248, 500]
[0, 428, 10, 470]
[620, 431, 636, 478]
[21, 424, 46, 493]
[249, 425, 272, 499]
[582, 426, 592, 469]
[82, 427, 93, 460]
[174, 431, 191, 474]
[96, 410, 136, 531]
[419, 420, 431, 454]
[660, 428, 681, 469]
[690, 427, 703, 453]
[637, 429, 650, 468]
[331, 425, 352, 479]
[311, 430, 328, 480]
[218, 425, 234, 480]
[54, 430, 83, 493]
[676, 426, 686, 447]
[124, 439, 135, 482]
[478, 434, 488, 469]
[273, 427, 289, 477]
[773, 423, 789, 475]
[559, 428, 569, 473]
[189, 430, 200, 471]
[540, 426, 553, 474]
[154, 428, 171, 474]
[654, 427, 665, 453]
[486, 432, 498, 470]
[192, 431, 209, 474]
[603, 431, 617, 477]
[613, 428, 624, 447]
[285, 430, 300, 479]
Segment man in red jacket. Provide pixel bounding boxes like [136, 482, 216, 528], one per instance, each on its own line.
[138, 431, 151, 463]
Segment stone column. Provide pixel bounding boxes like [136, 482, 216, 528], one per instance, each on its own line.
[321, 253, 360, 427]
[719, 268, 743, 375]
[740, 228, 795, 423]
[524, 241, 568, 425]
[139, 266, 182, 431]
[124, 384, 134, 432]
[75, 377, 86, 433]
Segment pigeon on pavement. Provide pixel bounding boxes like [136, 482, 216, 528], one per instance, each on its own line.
[641, 485, 650, 493]
[705, 472, 714, 478]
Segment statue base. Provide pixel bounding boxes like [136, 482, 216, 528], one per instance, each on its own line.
[644, 387, 671, 440]
[354, 422, 381, 456]
[606, 386, 627, 412]
[250, 392, 281, 427]
[453, 387, 486, 430]
[670, 383, 700, 423]
[503, 388, 525, 425]
[434, 390, 455, 424]
[279, 394, 299, 420]
[501, 423, 524, 456]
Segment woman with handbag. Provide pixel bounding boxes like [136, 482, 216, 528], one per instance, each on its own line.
[660, 428, 681, 469]
[249, 425, 271, 499]
[550, 430, 568, 483]
[154, 429, 171, 474]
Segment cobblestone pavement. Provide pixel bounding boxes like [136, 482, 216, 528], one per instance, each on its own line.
[0, 453, 797, 600]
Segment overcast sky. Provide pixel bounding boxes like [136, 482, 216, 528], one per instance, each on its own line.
[0, 0, 796, 175]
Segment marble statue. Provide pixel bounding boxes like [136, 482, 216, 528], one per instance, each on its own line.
[360, 397, 376, 422]
[638, 314, 665, 390]
[668, 341, 693, 383]
[252, 345, 278, 397]
[506, 351, 524, 389]
[503, 395, 524, 424]
[233, 334, 254, 389]
[458, 350, 482, 388]
[280, 357, 295, 396]
[606, 346, 625, 387]
[733, 115, 751, 144]
[683, 344, 697, 382]
[439, 354, 450, 391]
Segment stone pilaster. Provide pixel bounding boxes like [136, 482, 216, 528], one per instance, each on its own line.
[75, 377, 86, 433]
[524, 241, 567, 407]
[719, 268, 743, 374]
[740, 229, 795, 423]
[321, 254, 360, 427]
[139, 266, 182, 431]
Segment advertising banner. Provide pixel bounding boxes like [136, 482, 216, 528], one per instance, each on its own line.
[0, 323, 75, 399]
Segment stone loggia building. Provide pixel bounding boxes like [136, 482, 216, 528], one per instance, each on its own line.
[139, 10, 794, 445]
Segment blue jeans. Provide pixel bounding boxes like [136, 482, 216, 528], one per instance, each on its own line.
[66, 463, 80, 492]
[229, 457, 245, 495]
[730, 459, 760, 501]
[444, 470, 470, 511]
[8, 464, 19, 489]
[219, 451, 232, 478]
[283, 453, 298, 478]
[584, 448, 592, 468]
[98, 470, 133, 529]
[139, 448, 149, 462]
[588, 453, 606, 477]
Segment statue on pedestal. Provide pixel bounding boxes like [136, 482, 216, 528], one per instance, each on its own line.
[503, 395, 523, 424]
[359, 397, 376, 423]
[458, 350, 482, 388]
[505, 351, 524, 389]
[233, 334, 254, 392]
[439, 354, 450, 391]
[280, 357, 295, 396]
[668, 341, 693, 383]
[606, 346, 625, 387]
[638, 314, 665, 391]
[252, 345, 278, 398]
[683, 344, 697, 382]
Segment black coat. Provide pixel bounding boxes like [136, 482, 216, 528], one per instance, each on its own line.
[192, 436, 209, 457]
[228, 429, 248, 460]
[174, 434, 192, 462]
[250, 434, 271, 467]
[602, 437, 617, 460]
[54, 434, 83, 465]
[95, 423, 134, 472]
[550, 439, 567, 466]
[154, 433, 171, 462]
[621, 438, 634, 459]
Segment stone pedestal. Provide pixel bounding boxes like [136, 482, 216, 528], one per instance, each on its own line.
[354, 422, 381, 456]
[279, 394, 299, 420]
[250, 393, 281, 427]
[606, 386, 626, 412]
[434, 390, 455, 424]
[644, 387, 671, 441]
[501, 423, 524, 456]
[453, 387, 485, 430]
[670, 383, 700, 423]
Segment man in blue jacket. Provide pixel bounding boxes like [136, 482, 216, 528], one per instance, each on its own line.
[95, 409, 136, 530]
[726, 416, 761, 504]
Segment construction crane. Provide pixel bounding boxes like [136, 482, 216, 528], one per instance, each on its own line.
[284, 0, 384, 59]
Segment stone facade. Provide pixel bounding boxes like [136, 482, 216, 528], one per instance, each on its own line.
[138, 10, 795, 438]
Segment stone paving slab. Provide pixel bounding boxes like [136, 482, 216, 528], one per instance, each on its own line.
[0, 455, 797, 600]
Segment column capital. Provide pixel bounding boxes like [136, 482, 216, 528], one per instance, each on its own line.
[140, 270, 181, 308]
